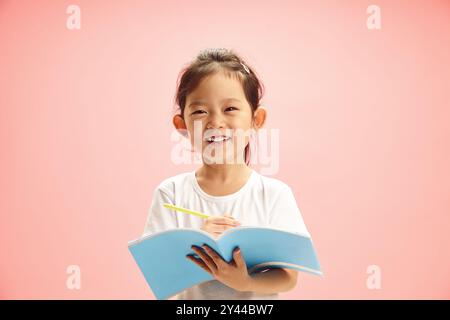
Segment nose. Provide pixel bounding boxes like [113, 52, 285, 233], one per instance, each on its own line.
[205, 111, 226, 129]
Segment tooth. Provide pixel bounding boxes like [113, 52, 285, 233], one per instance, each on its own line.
[206, 135, 229, 142]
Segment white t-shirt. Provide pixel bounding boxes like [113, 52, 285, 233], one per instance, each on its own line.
[142, 168, 311, 300]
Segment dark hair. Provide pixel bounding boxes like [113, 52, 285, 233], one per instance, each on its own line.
[174, 48, 265, 165]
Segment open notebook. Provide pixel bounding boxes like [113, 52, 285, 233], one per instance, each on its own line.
[128, 226, 322, 300]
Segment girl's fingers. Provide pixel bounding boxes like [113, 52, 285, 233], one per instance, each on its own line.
[212, 216, 240, 226]
[202, 245, 226, 268]
[212, 220, 239, 226]
[225, 215, 241, 224]
[192, 246, 217, 272]
[211, 224, 236, 233]
[233, 248, 245, 269]
[187, 255, 212, 274]
[209, 221, 240, 229]
[223, 214, 240, 223]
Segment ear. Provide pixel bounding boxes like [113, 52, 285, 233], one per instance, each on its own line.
[173, 114, 188, 137]
[252, 106, 267, 130]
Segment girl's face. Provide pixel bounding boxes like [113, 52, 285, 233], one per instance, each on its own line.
[175, 71, 266, 165]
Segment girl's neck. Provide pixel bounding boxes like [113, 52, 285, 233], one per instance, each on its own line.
[196, 164, 252, 184]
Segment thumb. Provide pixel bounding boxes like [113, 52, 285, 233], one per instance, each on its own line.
[233, 247, 245, 268]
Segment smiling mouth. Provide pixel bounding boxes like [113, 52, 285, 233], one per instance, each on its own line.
[205, 135, 232, 143]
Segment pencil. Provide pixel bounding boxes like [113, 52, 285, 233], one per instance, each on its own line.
[163, 203, 210, 219]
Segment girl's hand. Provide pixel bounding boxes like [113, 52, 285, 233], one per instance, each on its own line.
[200, 214, 241, 238]
[187, 245, 251, 292]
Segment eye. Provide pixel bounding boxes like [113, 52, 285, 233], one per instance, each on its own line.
[191, 110, 206, 115]
[225, 106, 238, 112]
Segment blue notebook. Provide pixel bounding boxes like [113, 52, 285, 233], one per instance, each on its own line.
[128, 226, 322, 300]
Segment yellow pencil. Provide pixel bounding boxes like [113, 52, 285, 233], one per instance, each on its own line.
[163, 203, 210, 219]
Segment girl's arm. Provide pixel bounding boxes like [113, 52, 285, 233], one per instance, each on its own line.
[244, 268, 298, 294]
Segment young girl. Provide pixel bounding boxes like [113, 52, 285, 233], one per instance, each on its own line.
[143, 48, 311, 300]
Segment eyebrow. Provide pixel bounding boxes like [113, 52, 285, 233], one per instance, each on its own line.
[187, 98, 242, 109]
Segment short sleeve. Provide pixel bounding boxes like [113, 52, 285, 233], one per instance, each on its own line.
[142, 187, 179, 236]
[268, 185, 310, 236]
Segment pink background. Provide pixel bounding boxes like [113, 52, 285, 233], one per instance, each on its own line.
[1, 0, 449, 299]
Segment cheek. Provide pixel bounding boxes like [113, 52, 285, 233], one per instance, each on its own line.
[186, 121, 204, 141]
[232, 124, 252, 144]
[232, 132, 249, 145]
[187, 128, 210, 152]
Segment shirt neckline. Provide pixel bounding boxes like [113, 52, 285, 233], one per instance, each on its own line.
[190, 169, 256, 202]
